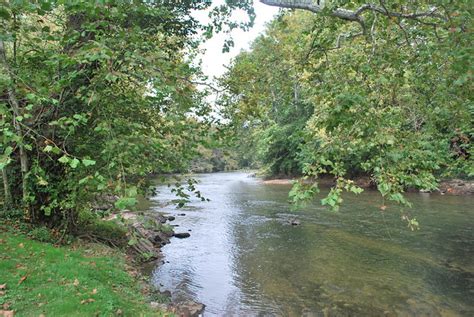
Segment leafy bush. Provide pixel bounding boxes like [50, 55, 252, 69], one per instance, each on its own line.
[29, 226, 54, 243]
[82, 220, 128, 247]
[0, 208, 24, 221]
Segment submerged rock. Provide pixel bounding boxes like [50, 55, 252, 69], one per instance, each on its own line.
[169, 301, 205, 317]
[290, 219, 301, 226]
[160, 290, 172, 297]
[168, 216, 176, 221]
[173, 232, 191, 239]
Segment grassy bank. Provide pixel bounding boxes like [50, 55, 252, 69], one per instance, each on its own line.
[0, 224, 161, 316]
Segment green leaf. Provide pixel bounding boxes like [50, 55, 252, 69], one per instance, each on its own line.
[43, 145, 53, 152]
[115, 197, 138, 210]
[0, 156, 12, 170]
[69, 158, 80, 169]
[51, 147, 61, 155]
[37, 177, 49, 186]
[78, 177, 90, 185]
[58, 156, 69, 164]
[43, 206, 52, 216]
[4, 146, 13, 156]
[82, 159, 96, 167]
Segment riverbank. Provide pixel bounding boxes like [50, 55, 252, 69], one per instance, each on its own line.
[262, 176, 474, 195]
[0, 222, 160, 316]
[0, 209, 206, 317]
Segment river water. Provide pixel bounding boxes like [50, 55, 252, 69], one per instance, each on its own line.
[143, 172, 473, 316]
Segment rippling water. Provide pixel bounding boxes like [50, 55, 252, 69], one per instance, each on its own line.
[142, 172, 473, 316]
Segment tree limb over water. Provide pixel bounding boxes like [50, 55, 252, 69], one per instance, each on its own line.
[260, 0, 446, 32]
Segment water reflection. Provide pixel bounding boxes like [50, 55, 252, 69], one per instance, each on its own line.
[144, 172, 474, 316]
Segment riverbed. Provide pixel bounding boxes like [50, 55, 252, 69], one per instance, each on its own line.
[143, 172, 473, 316]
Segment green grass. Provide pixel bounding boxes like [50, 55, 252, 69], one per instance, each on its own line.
[0, 225, 161, 316]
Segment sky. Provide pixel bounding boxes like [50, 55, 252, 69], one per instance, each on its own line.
[193, 1, 279, 80]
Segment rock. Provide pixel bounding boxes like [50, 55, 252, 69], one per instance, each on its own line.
[290, 219, 301, 226]
[92, 194, 119, 210]
[169, 301, 205, 317]
[104, 212, 135, 221]
[438, 179, 474, 195]
[153, 232, 171, 245]
[160, 290, 172, 297]
[127, 213, 176, 260]
[173, 232, 191, 239]
[147, 214, 167, 224]
[167, 216, 176, 221]
[354, 176, 374, 188]
[178, 213, 186, 216]
[150, 301, 168, 311]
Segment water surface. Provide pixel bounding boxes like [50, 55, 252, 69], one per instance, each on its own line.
[144, 172, 473, 316]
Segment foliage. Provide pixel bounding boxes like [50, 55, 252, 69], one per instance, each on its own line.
[80, 219, 128, 247]
[0, 1, 253, 229]
[221, 2, 473, 216]
[190, 145, 239, 173]
[28, 226, 54, 243]
[220, 13, 314, 175]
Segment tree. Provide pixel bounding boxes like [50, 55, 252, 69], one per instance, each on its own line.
[0, 1, 254, 229]
[223, 2, 472, 226]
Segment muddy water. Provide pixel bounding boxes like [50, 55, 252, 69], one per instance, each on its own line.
[144, 172, 473, 316]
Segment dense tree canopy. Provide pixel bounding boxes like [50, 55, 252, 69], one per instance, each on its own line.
[0, 0, 253, 228]
[221, 0, 472, 224]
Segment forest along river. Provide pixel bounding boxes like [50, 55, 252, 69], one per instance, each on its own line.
[140, 172, 473, 316]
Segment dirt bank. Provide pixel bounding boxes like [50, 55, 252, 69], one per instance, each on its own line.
[262, 176, 474, 195]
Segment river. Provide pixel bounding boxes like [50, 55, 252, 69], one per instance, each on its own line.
[142, 172, 473, 316]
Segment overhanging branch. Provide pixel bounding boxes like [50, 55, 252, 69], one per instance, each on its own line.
[260, 0, 446, 30]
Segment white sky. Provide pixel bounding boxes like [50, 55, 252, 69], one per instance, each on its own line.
[193, 0, 279, 80]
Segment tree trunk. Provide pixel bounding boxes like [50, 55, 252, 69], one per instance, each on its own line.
[0, 40, 29, 209]
[2, 167, 12, 211]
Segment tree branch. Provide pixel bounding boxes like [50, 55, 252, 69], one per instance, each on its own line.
[260, 0, 360, 21]
[260, 0, 446, 29]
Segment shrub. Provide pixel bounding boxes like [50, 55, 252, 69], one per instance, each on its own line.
[29, 226, 54, 243]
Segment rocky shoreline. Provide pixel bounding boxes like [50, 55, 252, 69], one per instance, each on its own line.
[105, 210, 205, 317]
